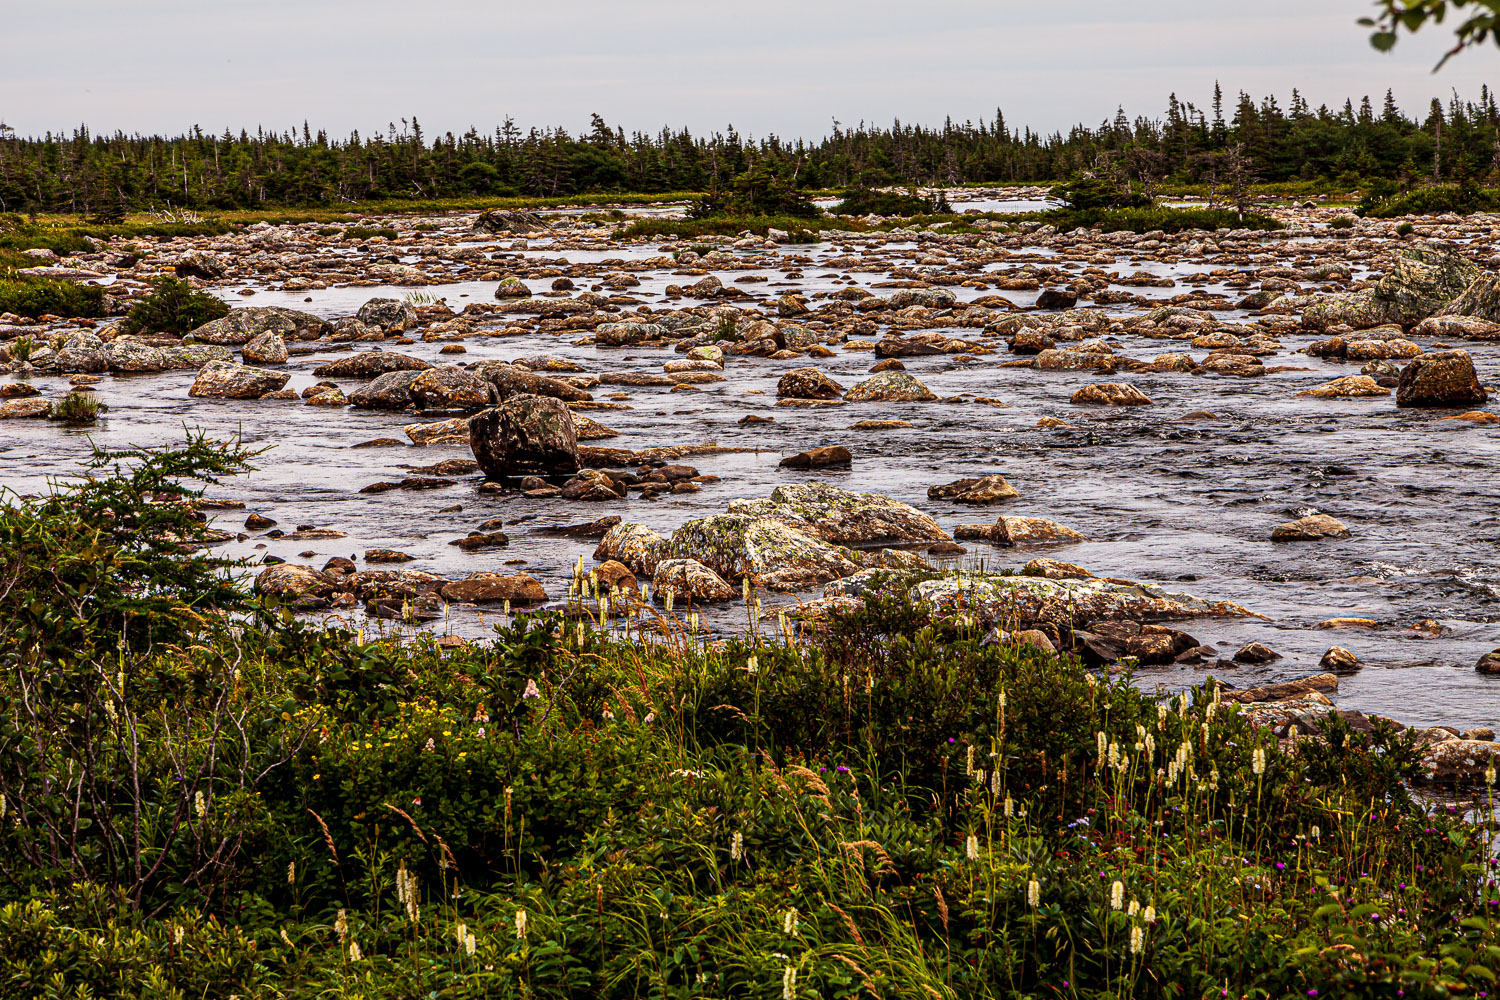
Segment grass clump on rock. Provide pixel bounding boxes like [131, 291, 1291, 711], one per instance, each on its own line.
[120, 275, 230, 336]
[48, 390, 106, 425]
[0, 438, 1496, 997]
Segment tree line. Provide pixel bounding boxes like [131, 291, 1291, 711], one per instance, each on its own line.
[2, 85, 1499, 216]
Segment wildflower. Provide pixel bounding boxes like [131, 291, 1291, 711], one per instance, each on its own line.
[1252, 747, 1267, 776]
[1487, 761, 1496, 786]
[966, 833, 979, 861]
[424, 737, 436, 753]
[966, 744, 976, 776]
[1, 793, 6, 820]
[348, 940, 363, 962]
[1310, 825, 1321, 841]
[286, 861, 295, 885]
[464, 929, 477, 955]
[173, 924, 185, 945]
[998, 689, 1007, 710]
[747, 655, 758, 676]
[783, 907, 799, 936]
[1130, 924, 1144, 954]
[514, 908, 528, 940]
[1143, 904, 1156, 923]
[456, 921, 468, 948]
[195, 790, 207, 819]
[522, 678, 540, 700]
[782, 964, 797, 1000]
[1095, 731, 1108, 759]
[1027, 877, 1041, 909]
[731, 831, 744, 862]
[1127, 899, 1140, 917]
[1110, 880, 1125, 910]
[280, 928, 293, 948]
[1003, 795, 1015, 818]
[334, 909, 349, 944]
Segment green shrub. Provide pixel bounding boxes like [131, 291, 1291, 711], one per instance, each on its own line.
[1396, 221, 1415, 236]
[49, 389, 106, 425]
[1329, 214, 1357, 229]
[120, 276, 230, 335]
[1028, 206, 1283, 233]
[1049, 174, 1152, 210]
[690, 163, 822, 219]
[343, 225, 399, 241]
[1361, 184, 1500, 218]
[833, 187, 952, 216]
[0, 276, 106, 318]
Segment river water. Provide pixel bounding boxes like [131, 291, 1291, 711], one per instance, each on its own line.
[2, 207, 1497, 732]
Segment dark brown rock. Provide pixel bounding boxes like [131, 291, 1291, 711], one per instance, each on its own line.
[1396, 349, 1487, 408]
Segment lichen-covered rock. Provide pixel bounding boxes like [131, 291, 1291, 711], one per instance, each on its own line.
[190, 307, 329, 345]
[776, 367, 844, 399]
[160, 344, 234, 369]
[55, 332, 106, 373]
[889, 288, 957, 309]
[174, 251, 226, 280]
[349, 569, 446, 600]
[188, 360, 290, 399]
[468, 393, 580, 479]
[356, 298, 419, 332]
[103, 340, 167, 372]
[409, 366, 490, 410]
[844, 372, 937, 402]
[1304, 244, 1481, 331]
[1442, 275, 1500, 324]
[241, 329, 288, 365]
[440, 574, 548, 604]
[1071, 382, 1152, 405]
[1344, 338, 1421, 361]
[928, 475, 1020, 504]
[494, 276, 531, 299]
[1417, 739, 1500, 788]
[0, 398, 51, 419]
[473, 209, 547, 235]
[728, 482, 949, 545]
[595, 322, 664, 346]
[404, 415, 470, 444]
[348, 370, 423, 409]
[313, 352, 431, 379]
[1396, 349, 1487, 407]
[254, 563, 335, 597]
[477, 362, 593, 402]
[1413, 313, 1500, 339]
[993, 516, 1087, 544]
[668, 512, 861, 591]
[593, 523, 670, 576]
[652, 558, 735, 602]
[1296, 375, 1390, 398]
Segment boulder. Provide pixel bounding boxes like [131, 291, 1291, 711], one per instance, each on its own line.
[1071, 382, 1152, 405]
[409, 366, 490, 410]
[928, 475, 1020, 504]
[1271, 514, 1351, 542]
[595, 322, 662, 346]
[188, 361, 290, 399]
[1413, 313, 1500, 339]
[667, 512, 861, 591]
[190, 307, 329, 345]
[593, 523, 670, 576]
[1396, 349, 1487, 408]
[174, 251, 226, 280]
[356, 298, 419, 332]
[653, 558, 736, 602]
[992, 515, 1086, 545]
[1296, 375, 1390, 398]
[1321, 646, 1361, 671]
[468, 393, 580, 479]
[1476, 649, 1500, 675]
[1218, 673, 1338, 704]
[102, 340, 167, 373]
[777, 367, 844, 399]
[844, 372, 938, 402]
[473, 209, 547, 235]
[348, 370, 423, 410]
[0, 398, 51, 419]
[160, 344, 234, 369]
[312, 352, 431, 379]
[727, 482, 949, 545]
[254, 563, 335, 598]
[494, 276, 531, 299]
[241, 330, 287, 365]
[1303, 244, 1480, 331]
[477, 362, 593, 403]
[1442, 274, 1500, 324]
[1035, 288, 1078, 309]
[1233, 641, 1281, 663]
[440, 574, 548, 604]
[55, 332, 106, 373]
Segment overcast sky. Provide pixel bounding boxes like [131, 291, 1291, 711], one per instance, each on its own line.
[4, 0, 1496, 142]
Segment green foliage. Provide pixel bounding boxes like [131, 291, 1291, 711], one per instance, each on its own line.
[342, 225, 399, 241]
[1397, 221, 1417, 235]
[690, 163, 822, 219]
[1329, 214, 1358, 228]
[120, 276, 231, 335]
[1049, 174, 1153, 210]
[1360, 183, 1500, 217]
[833, 186, 952, 216]
[0, 275, 106, 318]
[1018, 206, 1284, 233]
[1363, 0, 1500, 65]
[48, 389, 106, 424]
[617, 215, 831, 241]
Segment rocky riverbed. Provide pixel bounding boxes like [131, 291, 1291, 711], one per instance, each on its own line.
[4, 192, 1500, 774]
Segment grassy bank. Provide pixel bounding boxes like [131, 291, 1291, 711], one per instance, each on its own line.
[0, 437, 1496, 998]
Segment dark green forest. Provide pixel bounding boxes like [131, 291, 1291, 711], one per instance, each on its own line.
[3, 84, 1500, 214]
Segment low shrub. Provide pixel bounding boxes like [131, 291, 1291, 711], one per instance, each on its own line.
[1361, 184, 1500, 218]
[120, 275, 230, 335]
[833, 187, 952, 216]
[48, 389, 106, 425]
[0, 275, 106, 318]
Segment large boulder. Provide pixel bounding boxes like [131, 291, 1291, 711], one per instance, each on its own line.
[1271, 514, 1351, 542]
[652, 558, 735, 603]
[468, 393, 580, 479]
[594, 523, 670, 576]
[356, 298, 419, 333]
[728, 482, 949, 545]
[54, 332, 106, 373]
[1296, 375, 1390, 399]
[1396, 349, 1487, 408]
[160, 344, 234, 369]
[667, 513, 861, 591]
[777, 367, 844, 400]
[312, 352, 431, 379]
[844, 372, 937, 402]
[190, 307, 329, 345]
[241, 330, 288, 365]
[174, 251, 226, 280]
[928, 475, 1020, 504]
[1303, 244, 1481, 331]
[1442, 275, 1500, 324]
[439, 574, 548, 605]
[103, 340, 167, 373]
[473, 209, 547, 236]
[254, 563, 335, 598]
[348, 370, 423, 409]
[188, 361, 290, 399]
[409, 366, 490, 410]
[1072, 383, 1152, 406]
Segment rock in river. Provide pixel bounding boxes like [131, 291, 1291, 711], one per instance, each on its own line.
[667, 512, 861, 591]
[1071, 382, 1152, 406]
[1296, 375, 1389, 399]
[1271, 514, 1351, 542]
[777, 367, 844, 400]
[440, 574, 548, 604]
[468, 393, 580, 479]
[356, 298, 419, 332]
[190, 306, 329, 345]
[409, 366, 490, 410]
[728, 482, 949, 545]
[313, 352, 432, 379]
[928, 475, 1020, 504]
[188, 361, 290, 399]
[653, 558, 735, 602]
[594, 523, 670, 576]
[844, 372, 937, 402]
[1395, 349, 1487, 408]
[348, 370, 423, 409]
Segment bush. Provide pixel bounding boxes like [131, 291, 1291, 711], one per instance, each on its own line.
[0, 275, 106, 318]
[49, 389, 106, 425]
[1396, 221, 1416, 236]
[833, 186, 952, 216]
[1360, 184, 1500, 218]
[1329, 214, 1357, 229]
[1025, 206, 1283, 233]
[1049, 174, 1152, 210]
[120, 276, 230, 335]
[690, 164, 821, 219]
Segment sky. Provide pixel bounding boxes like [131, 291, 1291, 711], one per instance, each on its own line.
[3, 0, 1497, 142]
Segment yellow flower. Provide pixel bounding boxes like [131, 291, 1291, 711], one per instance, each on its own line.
[313, 774, 321, 780]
